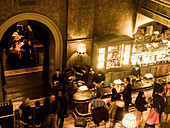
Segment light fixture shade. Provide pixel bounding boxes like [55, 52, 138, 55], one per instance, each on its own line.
[79, 85, 88, 91]
[144, 73, 153, 79]
[122, 113, 137, 128]
[77, 43, 86, 55]
[114, 79, 123, 85]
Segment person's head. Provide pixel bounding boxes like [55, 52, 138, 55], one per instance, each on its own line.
[158, 78, 163, 85]
[58, 90, 64, 98]
[56, 68, 60, 75]
[15, 41, 19, 45]
[97, 71, 103, 76]
[167, 82, 170, 89]
[49, 94, 55, 102]
[137, 91, 145, 99]
[28, 40, 32, 45]
[135, 64, 140, 71]
[124, 77, 130, 85]
[17, 29, 19, 33]
[35, 101, 40, 108]
[22, 97, 30, 107]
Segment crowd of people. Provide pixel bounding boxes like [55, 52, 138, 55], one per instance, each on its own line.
[17, 64, 170, 128]
[5, 27, 36, 69]
[89, 76, 169, 128]
[18, 90, 67, 128]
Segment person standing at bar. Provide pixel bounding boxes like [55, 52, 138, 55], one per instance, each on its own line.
[131, 64, 141, 86]
[153, 88, 165, 122]
[122, 77, 132, 113]
[153, 78, 164, 95]
[92, 71, 105, 97]
[131, 64, 141, 78]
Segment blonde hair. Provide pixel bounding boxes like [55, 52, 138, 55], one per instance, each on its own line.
[22, 97, 30, 107]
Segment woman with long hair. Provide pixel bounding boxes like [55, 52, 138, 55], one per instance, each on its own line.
[145, 99, 160, 128]
[135, 91, 148, 128]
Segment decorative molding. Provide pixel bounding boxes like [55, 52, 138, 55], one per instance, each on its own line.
[4, 66, 43, 76]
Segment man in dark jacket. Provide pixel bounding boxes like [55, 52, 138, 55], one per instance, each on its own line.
[92, 71, 105, 97]
[33, 101, 44, 128]
[153, 78, 164, 95]
[43, 94, 60, 128]
[52, 68, 65, 93]
[131, 64, 141, 78]
[122, 77, 132, 113]
[57, 90, 67, 128]
[153, 88, 165, 122]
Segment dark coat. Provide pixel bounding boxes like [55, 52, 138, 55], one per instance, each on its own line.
[135, 97, 147, 112]
[58, 97, 67, 118]
[122, 84, 132, 103]
[52, 74, 63, 85]
[33, 106, 44, 125]
[92, 73, 105, 84]
[19, 104, 34, 123]
[43, 98, 60, 116]
[93, 107, 109, 126]
[111, 94, 121, 102]
[131, 68, 141, 77]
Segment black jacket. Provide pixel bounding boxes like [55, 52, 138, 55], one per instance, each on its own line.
[43, 98, 60, 115]
[135, 97, 147, 112]
[19, 104, 34, 123]
[52, 74, 63, 85]
[122, 84, 132, 103]
[33, 106, 44, 125]
[131, 68, 141, 77]
[92, 73, 105, 84]
[58, 96, 67, 118]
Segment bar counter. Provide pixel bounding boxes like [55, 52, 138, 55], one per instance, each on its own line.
[71, 75, 168, 113]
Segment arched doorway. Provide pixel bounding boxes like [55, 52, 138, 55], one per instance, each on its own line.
[0, 13, 63, 101]
[0, 13, 63, 82]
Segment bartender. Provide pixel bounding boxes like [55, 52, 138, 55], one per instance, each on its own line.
[130, 64, 141, 86]
[92, 71, 105, 97]
[131, 64, 141, 78]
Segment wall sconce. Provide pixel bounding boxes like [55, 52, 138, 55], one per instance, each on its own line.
[122, 113, 137, 128]
[77, 43, 86, 55]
